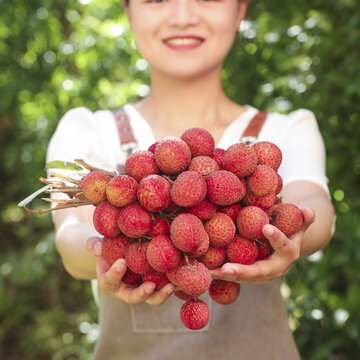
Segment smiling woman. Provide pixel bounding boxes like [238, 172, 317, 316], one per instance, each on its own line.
[46, 0, 335, 359]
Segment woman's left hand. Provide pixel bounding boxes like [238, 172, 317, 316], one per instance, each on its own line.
[210, 207, 315, 284]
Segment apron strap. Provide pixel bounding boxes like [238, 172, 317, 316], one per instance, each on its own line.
[240, 111, 268, 144]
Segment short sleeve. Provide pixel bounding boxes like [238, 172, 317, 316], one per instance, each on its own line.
[276, 109, 330, 195]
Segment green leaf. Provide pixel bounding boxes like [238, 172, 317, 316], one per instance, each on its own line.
[46, 161, 83, 171]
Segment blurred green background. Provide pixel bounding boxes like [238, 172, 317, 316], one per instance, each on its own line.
[1, 0, 359, 359]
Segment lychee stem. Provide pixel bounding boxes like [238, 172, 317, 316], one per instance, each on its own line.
[49, 172, 82, 186]
[74, 159, 118, 177]
[184, 254, 190, 265]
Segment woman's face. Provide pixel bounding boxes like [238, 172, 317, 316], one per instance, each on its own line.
[125, 0, 248, 79]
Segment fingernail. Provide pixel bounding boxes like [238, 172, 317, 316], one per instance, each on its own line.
[264, 225, 274, 236]
[93, 241, 102, 256]
[222, 266, 234, 275]
[145, 286, 155, 295]
[115, 259, 126, 272]
[165, 286, 174, 295]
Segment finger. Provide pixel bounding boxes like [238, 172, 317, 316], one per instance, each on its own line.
[86, 236, 103, 257]
[116, 281, 157, 304]
[145, 283, 175, 306]
[99, 258, 127, 291]
[298, 207, 315, 235]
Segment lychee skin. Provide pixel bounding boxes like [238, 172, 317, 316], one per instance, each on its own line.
[125, 241, 152, 274]
[226, 235, 258, 265]
[189, 156, 219, 177]
[180, 299, 210, 330]
[253, 141, 282, 171]
[176, 261, 211, 296]
[105, 174, 138, 207]
[148, 215, 170, 237]
[236, 206, 269, 240]
[246, 165, 278, 196]
[186, 198, 218, 222]
[218, 203, 242, 222]
[187, 231, 210, 258]
[171, 170, 207, 207]
[147, 142, 159, 154]
[256, 238, 273, 260]
[180, 127, 215, 157]
[93, 201, 121, 237]
[222, 143, 258, 177]
[210, 148, 226, 170]
[154, 137, 191, 174]
[199, 246, 225, 269]
[82, 170, 111, 203]
[243, 191, 277, 211]
[122, 268, 142, 285]
[170, 213, 205, 252]
[146, 235, 181, 272]
[125, 150, 159, 182]
[174, 290, 194, 302]
[275, 174, 283, 194]
[102, 235, 133, 265]
[165, 257, 186, 286]
[204, 212, 235, 247]
[142, 268, 170, 289]
[269, 203, 304, 237]
[206, 170, 247, 206]
[117, 204, 151, 238]
[137, 174, 171, 212]
[209, 280, 240, 305]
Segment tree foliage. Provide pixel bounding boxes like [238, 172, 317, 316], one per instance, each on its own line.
[1, 0, 359, 359]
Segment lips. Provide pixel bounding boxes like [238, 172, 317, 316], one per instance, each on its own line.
[163, 35, 204, 50]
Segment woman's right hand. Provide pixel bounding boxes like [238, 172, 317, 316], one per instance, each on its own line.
[86, 237, 175, 306]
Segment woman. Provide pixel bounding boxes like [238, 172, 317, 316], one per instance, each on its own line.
[47, 0, 334, 358]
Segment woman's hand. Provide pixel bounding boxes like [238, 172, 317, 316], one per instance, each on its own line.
[210, 207, 315, 284]
[86, 237, 175, 306]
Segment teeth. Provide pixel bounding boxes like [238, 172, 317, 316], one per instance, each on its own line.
[166, 38, 202, 45]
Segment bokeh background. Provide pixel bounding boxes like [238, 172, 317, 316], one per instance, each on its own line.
[1, 0, 359, 359]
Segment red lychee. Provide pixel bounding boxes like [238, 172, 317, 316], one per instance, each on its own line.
[236, 206, 269, 240]
[125, 150, 159, 182]
[187, 231, 210, 258]
[243, 191, 277, 211]
[199, 246, 225, 269]
[105, 174, 138, 207]
[269, 203, 304, 237]
[206, 170, 246, 206]
[174, 290, 194, 302]
[148, 215, 170, 237]
[165, 257, 186, 286]
[146, 235, 181, 272]
[117, 204, 151, 238]
[275, 173, 283, 194]
[147, 142, 159, 154]
[176, 260, 211, 296]
[204, 212, 235, 247]
[186, 198, 218, 222]
[102, 234, 133, 265]
[246, 164, 278, 196]
[170, 213, 205, 252]
[171, 170, 207, 207]
[256, 238, 273, 260]
[154, 137, 191, 174]
[180, 299, 210, 330]
[142, 268, 170, 289]
[137, 174, 171, 212]
[180, 127, 215, 157]
[226, 235, 258, 265]
[253, 141, 282, 171]
[93, 201, 121, 237]
[210, 148, 226, 169]
[209, 280, 240, 305]
[218, 202, 242, 222]
[222, 143, 258, 177]
[122, 268, 142, 285]
[125, 241, 151, 274]
[189, 156, 219, 177]
[81, 170, 111, 203]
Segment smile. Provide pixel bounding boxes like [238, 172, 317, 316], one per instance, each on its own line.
[163, 36, 204, 50]
[165, 38, 203, 45]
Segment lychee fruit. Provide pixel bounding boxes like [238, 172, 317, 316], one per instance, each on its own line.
[165, 257, 186, 286]
[186, 198, 217, 222]
[269, 203, 304, 237]
[154, 137, 191, 174]
[187, 231, 210, 258]
[236, 206, 269, 240]
[117, 204, 151, 238]
[206, 170, 246, 206]
[176, 260, 211, 296]
[125, 150, 159, 182]
[222, 143, 258, 177]
[125, 241, 151, 274]
[209, 280, 240, 305]
[246, 165, 278, 196]
[102, 234, 133, 265]
[122, 268, 142, 285]
[82, 170, 111, 203]
[105, 174, 138, 207]
[189, 156, 219, 177]
[210, 148, 226, 169]
[170, 213, 205, 252]
[218, 202, 242, 222]
[243, 191, 277, 211]
[226, 235, 258, 265]
[148, 215, 170, 237]
[171, 170, 207, 207]
[147, 142, 159, 154]
[146, 235, 181, 272]
[142, 268, 170, 289]
[93, 201, 121, 237]
[275, 174, 283, 194]
[204, 212, 235, 247]
[199, 246, 225, 269]
[174, 290, 194, 301]
[256, 238, 273, 260]
[180, 127, 215, 157]
[137, 174, 171, 212]
[180, 299, 210, 330]
[253, 141, 282, 171]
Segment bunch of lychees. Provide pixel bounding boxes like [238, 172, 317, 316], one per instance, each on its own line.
[23, 128, 304, 330]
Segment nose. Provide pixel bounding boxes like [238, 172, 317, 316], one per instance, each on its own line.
[167, 0, 200, 27]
